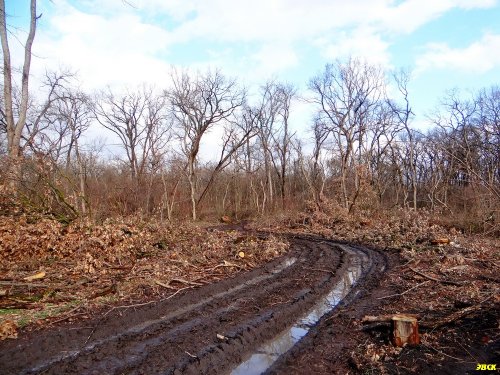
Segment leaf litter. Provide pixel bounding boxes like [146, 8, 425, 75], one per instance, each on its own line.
[0, 215, 288, 338]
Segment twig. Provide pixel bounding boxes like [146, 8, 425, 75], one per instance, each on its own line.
[303, 267, 335, 275]
[50, 305, 84, 324]
[0, 281, 50, 288]
[409, 267, 463, 286]
[170, 278, 203, 287]
[83, 286, 194, 346]
[155, 280, 175, 289]
[377, 280, 431, 300]
[424, 344, 472, 362]
[184, 350, 198, 358]
[210, 263, 245, 271]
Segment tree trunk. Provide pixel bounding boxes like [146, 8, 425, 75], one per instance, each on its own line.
[1, 0, 38, 190]
[74, 138, 87, 215]
[187, 160, 197, 220]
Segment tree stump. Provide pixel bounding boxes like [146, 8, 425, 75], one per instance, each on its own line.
[220, 215, 231, 224]
[392, 314, 419, 346]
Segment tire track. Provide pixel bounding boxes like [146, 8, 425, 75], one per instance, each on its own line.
[0, 234, 386, 375]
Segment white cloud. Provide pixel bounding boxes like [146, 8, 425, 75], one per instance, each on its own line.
[138, 0, 498, 42]
[416, 33, 500, 73]
[12, 0, 499, 94]
[316, 27, 391, 67]
[250, 43, 299, 78]
[376, 0, 497, 34]
[30, 0, 173, 90]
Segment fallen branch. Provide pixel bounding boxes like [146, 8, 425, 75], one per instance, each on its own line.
[377, 280, 431, 300]
[170, 278, 203, 287]
[424, 295, 495, 329]
[409, 267, 463, 286]
[0, 281, 50, 288]
[154, 280, 175, 289]
[361, 314, 398, 323]
[210, 261, 245, 271]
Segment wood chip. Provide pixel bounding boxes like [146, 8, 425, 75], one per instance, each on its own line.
[23, 271, 46, 282]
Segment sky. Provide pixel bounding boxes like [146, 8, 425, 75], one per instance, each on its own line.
[4, 0, 500, 150]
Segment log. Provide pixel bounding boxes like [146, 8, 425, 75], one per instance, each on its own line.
[392, 314, 419, 347]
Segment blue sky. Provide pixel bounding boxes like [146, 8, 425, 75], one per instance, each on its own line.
[5, 0, 500, 135]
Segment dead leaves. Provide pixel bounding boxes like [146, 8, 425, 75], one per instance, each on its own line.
[0, 320, 18, 340]
[0, 215, 290, 334]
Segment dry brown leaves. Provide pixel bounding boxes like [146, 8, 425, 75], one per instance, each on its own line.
[0, 216, 288, 337]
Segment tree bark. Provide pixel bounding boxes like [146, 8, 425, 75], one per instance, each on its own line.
[1, 0, 38, 188]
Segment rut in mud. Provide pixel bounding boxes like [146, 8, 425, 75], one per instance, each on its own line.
[0, 234, 386, 375]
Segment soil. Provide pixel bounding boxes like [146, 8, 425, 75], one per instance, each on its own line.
[0, 227, 498, 374]
[0, 231, 384, 374]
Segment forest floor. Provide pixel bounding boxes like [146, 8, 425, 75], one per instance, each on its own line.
[252, 206, 499, 374]
[0, 207, 498, 374]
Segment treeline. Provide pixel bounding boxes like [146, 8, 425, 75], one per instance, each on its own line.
[1, 59, 498, 233]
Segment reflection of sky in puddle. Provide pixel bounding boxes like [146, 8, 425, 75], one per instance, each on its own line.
[231, 251, 367, 375]
[231, 327, 308, 375]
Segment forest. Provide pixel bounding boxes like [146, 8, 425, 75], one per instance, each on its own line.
[1, 58, 499, 233]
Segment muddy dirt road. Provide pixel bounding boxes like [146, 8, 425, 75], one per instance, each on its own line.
[0, 234, 386, 374]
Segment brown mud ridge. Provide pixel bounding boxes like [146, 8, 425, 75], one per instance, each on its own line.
[0, 233, 387, 375]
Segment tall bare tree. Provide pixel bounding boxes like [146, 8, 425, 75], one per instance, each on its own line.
[0, 0, 38, 187]
[387, 69, 417, 209]
[54, 91, 93, 215]
[309, 58, 385, 211]
[167, 69, 245, 220]
[271, 83, 296, 209]
[249, 81, 295, 212]
[94, 88, 169, 182]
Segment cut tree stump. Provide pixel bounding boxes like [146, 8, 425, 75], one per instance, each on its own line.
[392, 314, 419, 347]
[430, 237, 450, 245]
[220, 216, 231, 224]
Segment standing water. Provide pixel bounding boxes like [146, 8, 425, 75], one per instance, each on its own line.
[231, 246, 368, 375]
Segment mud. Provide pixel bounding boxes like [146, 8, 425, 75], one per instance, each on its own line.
[0, 233, 387, 375]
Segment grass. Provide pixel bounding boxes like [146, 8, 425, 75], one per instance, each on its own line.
[0, 308, 24, 316]
[1, 300, 82, 329]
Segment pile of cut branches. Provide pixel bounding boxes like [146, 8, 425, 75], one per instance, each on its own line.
[0, 215, 288, 338]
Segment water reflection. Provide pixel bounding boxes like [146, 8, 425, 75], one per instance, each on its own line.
[231, 248, 367, 375]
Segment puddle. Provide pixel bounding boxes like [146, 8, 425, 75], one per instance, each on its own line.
[231, 247, 367, 375]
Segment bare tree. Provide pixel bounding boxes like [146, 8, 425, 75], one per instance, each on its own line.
[294, 119, 328, 209]
[53, 91, 93, 215]
[94, 87, 169, 182]
[167, 69, 245, 220]
[387, 69, 417, 209]
[196, 115, 257, 209]
[271, 83, 296, 209]
[249, 81, 295, 212]
[0, 0, 38, 188]
[309, 58, 385, 212]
